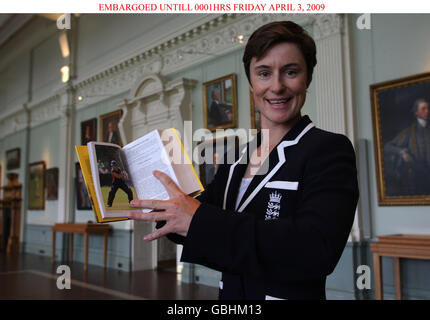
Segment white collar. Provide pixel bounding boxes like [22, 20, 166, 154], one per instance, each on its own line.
[417, 118, 427, 128]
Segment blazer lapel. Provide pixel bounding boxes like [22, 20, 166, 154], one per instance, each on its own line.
[236, 116, 315, 213]
[223, 147, 248, 210]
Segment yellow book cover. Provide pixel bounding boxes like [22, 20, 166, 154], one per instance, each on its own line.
[75, 145, 128, 223]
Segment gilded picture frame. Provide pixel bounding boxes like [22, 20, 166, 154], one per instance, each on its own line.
[203, 74, 238, 131]
[28, 161, 45, 210]
[81, 118, 97, 145]
[370, 72, 430, 205]
[100, 110, 123, 147]
[6, 148, 20, 170]
[75, 162, 92, 210]
[45, 167, 59, 201]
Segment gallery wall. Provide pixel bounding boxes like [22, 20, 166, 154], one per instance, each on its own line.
[350, 13, 430, 237]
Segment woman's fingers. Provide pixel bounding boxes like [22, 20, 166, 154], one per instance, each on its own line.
[129, 199, 171, 210]
[143, 225, 171, 241]
[153, 170, 182, 197]
[127, 211, 174, 222]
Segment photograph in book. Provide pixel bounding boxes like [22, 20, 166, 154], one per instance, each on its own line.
[94, 144, 137, 212]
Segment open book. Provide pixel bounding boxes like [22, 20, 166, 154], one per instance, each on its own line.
[75, 128, 204, 222]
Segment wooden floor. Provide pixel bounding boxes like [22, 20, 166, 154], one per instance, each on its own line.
[0, 252, 219, 300]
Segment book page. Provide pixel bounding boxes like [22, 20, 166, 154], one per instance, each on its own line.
[122, 130, 179, 206]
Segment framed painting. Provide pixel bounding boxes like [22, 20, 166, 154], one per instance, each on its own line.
[370, 72, 430, 205]
[75, 162, 92, 210]
[100, 110, 123, 147]
[28, 161, 45, 210]
[202, 74, 238, 131]
[249, 89, 261, 131]
[6, 148, 20, 170]
[81, 118, 97, 145]
[45, 167, 59, 200]
[197, 135, 240, 187]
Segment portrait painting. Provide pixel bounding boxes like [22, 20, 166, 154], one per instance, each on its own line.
[6, 148, 20, 170]
[28, 161, 45, 210]
[100, 110, 123, 147]
[250, 89, 261, 131]
[81, 118, 97, 145]
[203, 74, 238, 131]
[370, 72, 430, 205]
[75, 162, 92, 210]
[197, 135, 240, 187]
[45, 167, 59, 200]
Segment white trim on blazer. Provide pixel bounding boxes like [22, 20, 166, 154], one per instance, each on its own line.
[233, 123, 315, 213]
[223, 147, 248, 210]
[264, 181, 299, 190]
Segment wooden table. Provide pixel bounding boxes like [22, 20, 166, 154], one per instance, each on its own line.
[52, 223, 111, 270]
[370, 234, 430, 300]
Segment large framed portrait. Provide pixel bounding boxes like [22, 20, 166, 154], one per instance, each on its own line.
[370, 72, 430, 205]
[28, 161, 45, 210]
[81, 118, 97, 145]
[203, 74, 238, 131]
[197, 135, 240, 187]
[6, 148, 20, 170]
[100, 110, 123, 147]
[45, 167, 59, 201]
[75, 162, 92, 210]
[249, 89, 261, 130]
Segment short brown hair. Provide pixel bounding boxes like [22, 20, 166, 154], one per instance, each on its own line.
[243, 21, 317, 85]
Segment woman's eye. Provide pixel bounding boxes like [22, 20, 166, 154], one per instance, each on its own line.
[286, 70, 297, 77]
[258, 71, 270, 78]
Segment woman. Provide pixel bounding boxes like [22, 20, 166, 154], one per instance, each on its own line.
[128, 21, 359, 300]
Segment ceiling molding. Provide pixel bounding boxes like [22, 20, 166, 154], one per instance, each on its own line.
[0, 14, 34, 49]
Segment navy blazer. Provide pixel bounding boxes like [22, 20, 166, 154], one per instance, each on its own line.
[167, 115, 359, 300]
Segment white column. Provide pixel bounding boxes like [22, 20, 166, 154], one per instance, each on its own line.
[312, 14, 360, 242]
[57, 87, 76, 223]
[313, 14, 352, 137]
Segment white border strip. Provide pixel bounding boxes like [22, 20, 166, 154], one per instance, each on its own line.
[2, 1, 430, 13]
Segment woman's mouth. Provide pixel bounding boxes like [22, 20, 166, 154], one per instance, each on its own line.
[265, 97, 293, 108]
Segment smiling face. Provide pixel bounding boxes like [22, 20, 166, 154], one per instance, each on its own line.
[250, 42, 308, 130]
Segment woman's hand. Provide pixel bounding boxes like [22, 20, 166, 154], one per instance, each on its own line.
[127, 170, 201, 241]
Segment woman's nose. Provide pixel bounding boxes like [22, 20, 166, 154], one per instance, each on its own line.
[270, 75, 286, 94]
